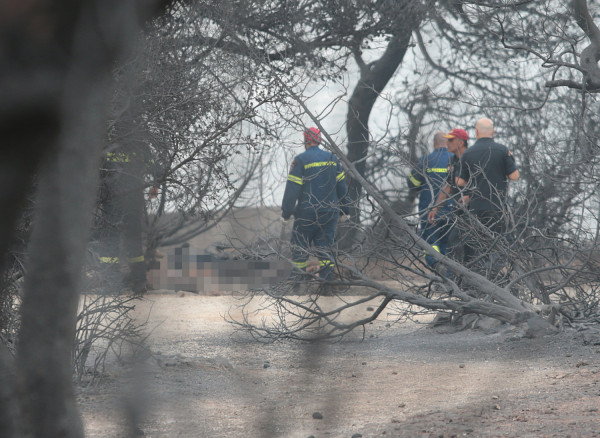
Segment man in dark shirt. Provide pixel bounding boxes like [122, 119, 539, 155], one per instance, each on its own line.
[457, 118, 519, 269]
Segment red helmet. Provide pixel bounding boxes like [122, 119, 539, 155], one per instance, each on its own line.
[303, 127, 321, 144]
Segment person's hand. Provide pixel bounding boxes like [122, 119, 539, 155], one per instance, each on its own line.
[281, 216, 291, 224]
[427, 207, 438, 224]
[339, 214, 349, 223]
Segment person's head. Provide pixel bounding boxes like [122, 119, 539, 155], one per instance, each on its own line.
[443, 128, 469, 154]
[475, 118, 494, 139]
[303, 127, 322, 148]
[433, 132, 447, 149]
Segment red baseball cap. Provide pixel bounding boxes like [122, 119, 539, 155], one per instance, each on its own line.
[443, 128, 469, 141]
[303, 127, 321, 144]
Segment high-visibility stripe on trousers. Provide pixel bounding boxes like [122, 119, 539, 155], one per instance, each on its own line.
[290, 211, 338, 281]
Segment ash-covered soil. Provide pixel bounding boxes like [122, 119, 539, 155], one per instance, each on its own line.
[78, 292, 600, 438]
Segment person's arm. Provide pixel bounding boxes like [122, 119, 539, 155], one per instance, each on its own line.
[281, 158, 303, 219]
[505, 148, 519, 181]
[407, 157, 425, 191]
[335, 160, 350, 215]
[427, 182, 451, 223]
[455, 177, 472, 212]
[457, 154, 469, 188]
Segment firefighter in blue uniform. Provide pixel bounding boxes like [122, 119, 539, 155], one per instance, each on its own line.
[407, 132, 453, 268]
[281, 127, 348, 283]
[96, 143, 149, 294]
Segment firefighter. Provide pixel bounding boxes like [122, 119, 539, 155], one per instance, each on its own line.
[407, 132, 453, 269]
[96, 143, 148, 294]
[281, 127, 349, 286]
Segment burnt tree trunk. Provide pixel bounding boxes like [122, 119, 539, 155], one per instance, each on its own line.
[0, 2, 171, 437]
[341, 14, 422, 248]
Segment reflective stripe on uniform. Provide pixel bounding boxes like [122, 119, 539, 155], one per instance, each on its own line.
[128, 255, 145, 263]
[100, 257, 119, 263]
[423, 246, 441, 258]
[287, 174, 303, 185]
[304, 161, 336, 169]
[409, 173, 422, 187]
[292, 261, 307, 269]
[336, 171, 345, 182]
[319, 260, 334, 268]
[427, 168, 448, 173]
[106, 152, 131, 162]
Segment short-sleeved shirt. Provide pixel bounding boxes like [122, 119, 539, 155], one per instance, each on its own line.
[446, 154, 462, 193]
[445, 154, 466, 213]
[458, 137, 518, 212]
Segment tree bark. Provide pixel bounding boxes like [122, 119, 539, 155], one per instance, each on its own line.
[547, 0, 600, 90]
[16, 101, 101, 438]
[341, 17, 421, 247]
[346, 31, 413, 212]
[14, 1, 125, 434]
[0, 2, 172, 437]
[572, 0, 600, 88]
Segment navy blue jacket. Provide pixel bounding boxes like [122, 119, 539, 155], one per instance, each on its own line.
[282, 146, 348, 219]
[407, 147, 453, 218]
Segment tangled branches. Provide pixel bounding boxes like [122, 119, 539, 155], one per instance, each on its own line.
[74, 294, 148, 385]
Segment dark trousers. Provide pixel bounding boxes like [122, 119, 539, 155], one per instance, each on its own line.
[420, 218, 452, 267]
[446, 219, 464, 263]
[290, 211, 338, 281]
[97, 170, 146, 290]
[463, 210, 507, 275]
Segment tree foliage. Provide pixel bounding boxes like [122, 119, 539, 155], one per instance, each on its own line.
[227, 0, 600, 340]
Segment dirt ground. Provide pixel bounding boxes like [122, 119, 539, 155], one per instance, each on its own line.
[78, 291, 600, 438]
